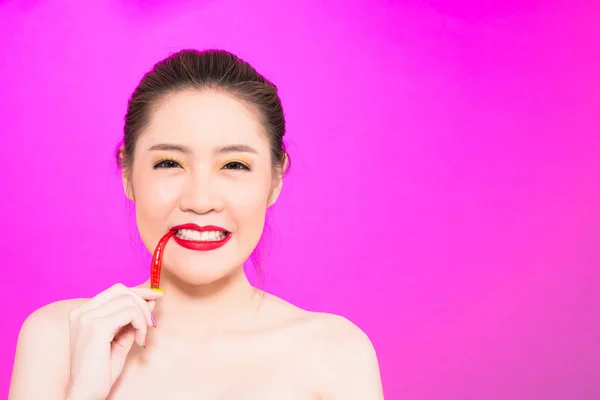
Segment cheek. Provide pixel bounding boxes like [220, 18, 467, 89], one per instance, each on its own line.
[132, 170, 182, 236]
[223, 176, 271, 231]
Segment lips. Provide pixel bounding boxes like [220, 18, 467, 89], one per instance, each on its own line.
[170, 223, 231, 251]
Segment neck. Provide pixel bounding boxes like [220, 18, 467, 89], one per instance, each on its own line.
[143, 267, 263, 343]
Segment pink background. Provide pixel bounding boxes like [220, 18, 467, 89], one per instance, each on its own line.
[2, 0, 599, 398]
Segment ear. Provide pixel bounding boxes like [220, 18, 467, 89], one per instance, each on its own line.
[122, 171, 135, 201]
[119, 147, 135, 201]
[267, 155, 288, 207]
[268, 175, 283, 208]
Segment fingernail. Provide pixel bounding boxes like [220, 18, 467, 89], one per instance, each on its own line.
[141, 341, 146, 349]
[151, 288, 166, 294]
[151, 314, 157, 328]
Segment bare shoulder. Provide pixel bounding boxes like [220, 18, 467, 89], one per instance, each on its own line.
[28, 297, 85, 321]
[262, 294, 375, 352]
[260, 295, 384, 399]
[8, 298, 86, 400]
[15, 297, 85, 351]
[302, 311, 381, 370]
[19, 298, 85, 341]
[304, 311, 374, 345]
[303, 312, 384, 400]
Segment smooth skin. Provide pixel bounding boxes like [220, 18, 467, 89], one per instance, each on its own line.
[9, 90, 384, 400]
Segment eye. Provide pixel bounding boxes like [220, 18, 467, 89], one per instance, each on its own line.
[221, 161, 251, 171]
[153, 159, 182, 169]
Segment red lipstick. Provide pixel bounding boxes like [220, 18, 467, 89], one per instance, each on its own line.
[170, 223, 231, 251]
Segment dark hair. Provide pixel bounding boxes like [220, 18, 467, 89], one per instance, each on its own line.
[116, 48, 289, 177]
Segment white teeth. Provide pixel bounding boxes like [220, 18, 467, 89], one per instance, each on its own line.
[176, 229, 227, 242]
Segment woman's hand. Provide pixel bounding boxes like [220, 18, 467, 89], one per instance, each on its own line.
[65, 283, 164, 400]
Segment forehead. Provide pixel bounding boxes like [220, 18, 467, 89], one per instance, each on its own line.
[139, 89, 268, 151]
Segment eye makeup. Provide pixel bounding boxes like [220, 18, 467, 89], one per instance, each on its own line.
[152, 155, 185, 169]
[150, 153, 255, 173]
[219, 159, 252, 171]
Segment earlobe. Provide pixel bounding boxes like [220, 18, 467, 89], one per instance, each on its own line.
[267, 154, 288, 207]
[119, 147, 135, 201]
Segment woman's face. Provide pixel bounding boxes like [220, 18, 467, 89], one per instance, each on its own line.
[124, 90, 281, 286]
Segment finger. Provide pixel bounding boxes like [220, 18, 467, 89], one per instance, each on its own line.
[86, 294, 154, 328]
[77, 296, 148, 349]
[113, 291, 156, 328]
[129, 287, 167, 300]
[79, 283, 133, 313]
[112, 325, 136, 356]
[98, 306, 148, 348]
[74, 284, 163, 322]
[85, 284, 164, 311]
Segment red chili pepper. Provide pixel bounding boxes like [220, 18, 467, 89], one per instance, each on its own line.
[150, 230, 176, 290]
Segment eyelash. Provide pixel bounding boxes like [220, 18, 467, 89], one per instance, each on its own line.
[153, 158, 182, 169]
[221, 161, 251, 171]
[152, 159, 251, 171]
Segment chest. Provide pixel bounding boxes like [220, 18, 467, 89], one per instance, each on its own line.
[107, 336, 319, 400]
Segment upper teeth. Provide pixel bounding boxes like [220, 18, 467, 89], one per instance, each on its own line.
[176, 229, 227, 242]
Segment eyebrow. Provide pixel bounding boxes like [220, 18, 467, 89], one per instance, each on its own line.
[148, 143, 258, 155]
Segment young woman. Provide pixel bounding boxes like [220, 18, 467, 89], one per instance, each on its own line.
[9, 49, 384, 400]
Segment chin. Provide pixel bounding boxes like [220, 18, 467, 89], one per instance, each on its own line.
[177, 269, 235, 287]
[162, 254, 246, 288]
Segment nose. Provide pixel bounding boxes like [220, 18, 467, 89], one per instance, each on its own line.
[178, 170, 224, 215]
